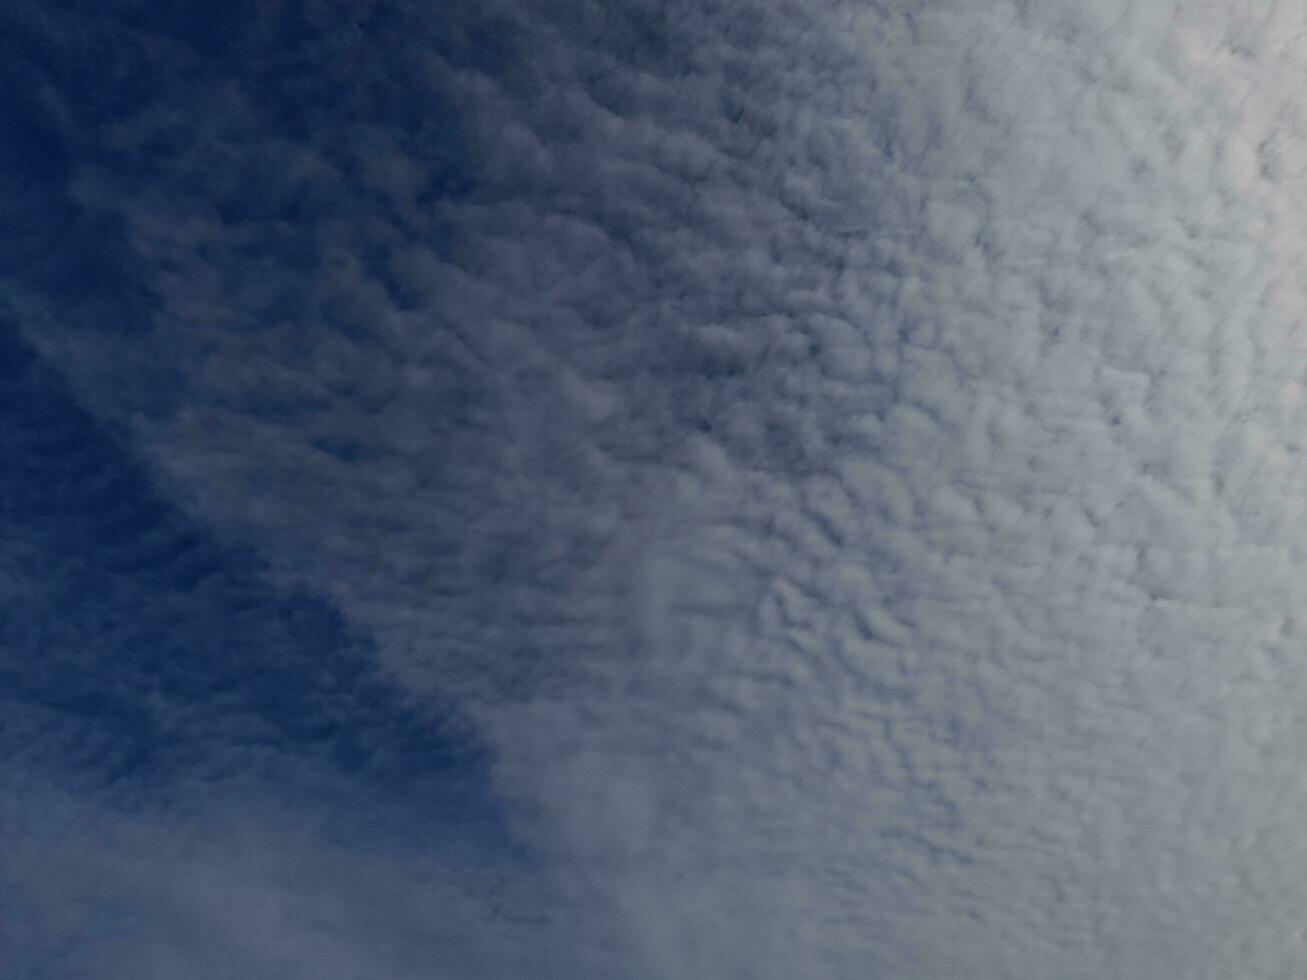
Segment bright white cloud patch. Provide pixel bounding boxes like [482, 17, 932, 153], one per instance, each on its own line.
[12, 0, 1307, 976]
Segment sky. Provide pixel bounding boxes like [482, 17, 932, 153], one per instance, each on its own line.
[5, 0, 1307, 976]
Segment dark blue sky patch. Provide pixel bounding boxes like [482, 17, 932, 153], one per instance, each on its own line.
[0, 323, 513, 860]
[0, 4, 163, 331]
[0, 0, 484, 340]
[0, 0, 579, 970]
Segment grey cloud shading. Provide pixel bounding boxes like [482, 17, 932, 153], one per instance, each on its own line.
[10, 0, 1307, 977]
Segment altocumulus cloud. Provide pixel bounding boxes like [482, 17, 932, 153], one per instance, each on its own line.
[6, 0, 1307, 977]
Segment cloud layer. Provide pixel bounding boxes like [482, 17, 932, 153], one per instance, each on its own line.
[8, 0, 1307, 976]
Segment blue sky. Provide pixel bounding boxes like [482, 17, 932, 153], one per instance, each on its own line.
[2, 3, 534, 975]
[8, 0, 1307, 977]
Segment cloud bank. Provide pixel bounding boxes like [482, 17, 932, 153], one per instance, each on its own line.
[8, 0, 1307, 977]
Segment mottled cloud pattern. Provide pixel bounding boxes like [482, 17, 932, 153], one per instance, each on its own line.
[7, 0, 1307, 977]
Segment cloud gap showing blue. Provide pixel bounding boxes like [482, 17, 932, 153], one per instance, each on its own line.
[0, 320, 515, 864]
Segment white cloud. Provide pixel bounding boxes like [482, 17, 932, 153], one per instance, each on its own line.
[11, 0, 1307, 976]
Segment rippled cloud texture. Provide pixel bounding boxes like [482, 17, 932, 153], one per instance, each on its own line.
[7, 0, 1307, 976]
